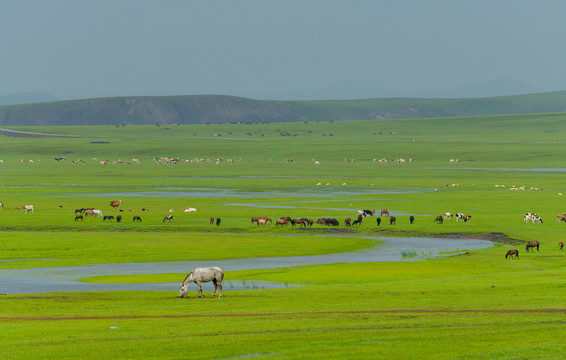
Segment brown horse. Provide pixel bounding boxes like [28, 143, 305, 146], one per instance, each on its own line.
[526, 241, 539, 252]
[380, 208, 390, 216]
[389, 216, 396, 225]
[291, 218, 306, 227]
[344, 218, 351, 226]
[434, 215, 443, 224]
[559, 242, 564, 251]
[505, 249, 519, 259]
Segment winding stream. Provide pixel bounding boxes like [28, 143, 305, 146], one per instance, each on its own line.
[0, 236, 493, 294]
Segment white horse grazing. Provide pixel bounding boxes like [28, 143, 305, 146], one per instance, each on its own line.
[180, 267, 224, 298]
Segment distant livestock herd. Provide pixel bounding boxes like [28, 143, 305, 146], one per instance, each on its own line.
[1, 199, 564, 258]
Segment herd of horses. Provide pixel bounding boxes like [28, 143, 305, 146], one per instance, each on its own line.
[251, 209, 465, 229]
[10, 198, 561, 267]
[505, 241, 564, 260]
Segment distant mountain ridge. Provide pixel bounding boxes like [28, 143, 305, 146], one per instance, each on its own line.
[2, 91, 566, 126]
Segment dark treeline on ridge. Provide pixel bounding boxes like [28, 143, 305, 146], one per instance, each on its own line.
[2, 91, 566, 126]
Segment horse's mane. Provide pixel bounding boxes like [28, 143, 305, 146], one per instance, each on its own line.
[182, 271, 194, 283]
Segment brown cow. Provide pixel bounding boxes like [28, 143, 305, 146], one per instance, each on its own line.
[16, 205, 34, 213]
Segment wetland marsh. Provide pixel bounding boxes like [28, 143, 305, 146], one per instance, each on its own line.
[1, 116, 566, 359]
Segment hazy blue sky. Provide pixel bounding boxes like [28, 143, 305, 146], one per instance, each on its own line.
[2, 0, 566, 100]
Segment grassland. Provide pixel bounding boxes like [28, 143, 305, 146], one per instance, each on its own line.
[1, 113, 566, 359]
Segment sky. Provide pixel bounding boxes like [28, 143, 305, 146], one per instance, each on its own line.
[2, 0, 566, 100]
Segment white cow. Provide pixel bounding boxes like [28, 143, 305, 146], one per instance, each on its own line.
[184, 207, 197, 213]
[524, 213, 542, 224]
[18, 205, 34, 213]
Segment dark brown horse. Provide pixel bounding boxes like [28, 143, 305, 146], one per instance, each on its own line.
[344, 218, 351, 226]
[434, 215, 443, 224]
[505, 249, 519, 259]
[526, 241, 539, 252]
[559, 242, 564, 251]
[389, 216, 396, 225]
[291, 218, 306, 227]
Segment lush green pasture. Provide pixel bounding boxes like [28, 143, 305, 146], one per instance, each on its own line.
[2, 114, 566, 359]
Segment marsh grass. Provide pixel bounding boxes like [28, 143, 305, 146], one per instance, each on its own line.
[2, 115, 566, 358]
[401, 249, 417, 257]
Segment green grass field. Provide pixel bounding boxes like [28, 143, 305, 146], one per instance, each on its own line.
[1, 114, 566, 359]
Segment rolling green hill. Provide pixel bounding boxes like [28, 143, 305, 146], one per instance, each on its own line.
[2, 91, 566, 126]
